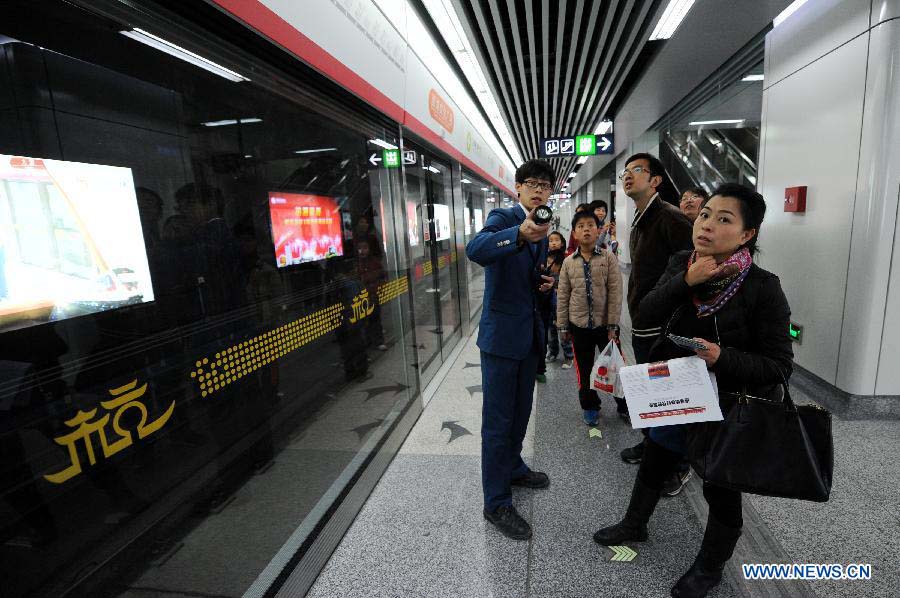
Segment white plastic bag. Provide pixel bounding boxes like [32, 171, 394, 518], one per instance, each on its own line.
[590, 340, 625, 400]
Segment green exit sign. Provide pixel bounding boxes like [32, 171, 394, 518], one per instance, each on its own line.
[789, 322, 802, 343]
[383, 149, 401, 168]
[575, 134, 596, 156]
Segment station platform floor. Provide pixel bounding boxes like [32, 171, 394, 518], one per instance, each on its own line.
[307, 312, 900, 597]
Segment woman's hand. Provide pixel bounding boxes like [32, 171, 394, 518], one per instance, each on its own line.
[693, 338, 720, 366]
[684, 256, 735, 286]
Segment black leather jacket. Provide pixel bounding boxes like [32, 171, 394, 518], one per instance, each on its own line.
[639, 251, 793, 396]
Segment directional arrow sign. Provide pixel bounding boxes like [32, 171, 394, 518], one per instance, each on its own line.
[609, 545, 637, 562]
[350, 419, 384, 440]
[598, 135, 613, 152]
[589, 428, 602, 439]
[359, 382, 409, 401]
[368, 153, 381, 166]
[441, 420, 472, 443]
[465, 384, 483, 397]
[462, 362, 481, 369]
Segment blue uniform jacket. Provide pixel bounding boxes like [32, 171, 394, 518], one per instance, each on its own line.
[466, 206, 548, 360]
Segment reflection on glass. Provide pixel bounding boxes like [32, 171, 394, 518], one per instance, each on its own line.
[0, 154, 154, 334]
[0, 2, 416, 596]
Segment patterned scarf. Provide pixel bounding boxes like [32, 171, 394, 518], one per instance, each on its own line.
[689, 247, 752, 318]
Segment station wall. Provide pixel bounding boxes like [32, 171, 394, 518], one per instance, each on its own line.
[758, 0, 900, 396]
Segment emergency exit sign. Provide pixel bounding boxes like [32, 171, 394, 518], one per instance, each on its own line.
[789, 321, 802, 343]
[383, 149, 400, 168]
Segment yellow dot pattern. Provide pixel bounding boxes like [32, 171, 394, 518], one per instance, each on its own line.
[191, 303, 343, 398]
[189, 276, 410, 398]
[377, 275, 408, 305]
[423, 261, 433, 276]
[437, 255, 447, 269]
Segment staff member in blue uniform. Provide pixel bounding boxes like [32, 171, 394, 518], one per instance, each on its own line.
[466, 159, 556, 540]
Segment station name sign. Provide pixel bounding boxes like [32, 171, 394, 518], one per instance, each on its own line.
[540, 134, 614, 158]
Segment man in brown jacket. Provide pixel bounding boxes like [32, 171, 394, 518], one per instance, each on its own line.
[618, 153, 692, 483]
[557, 210, 623, 426]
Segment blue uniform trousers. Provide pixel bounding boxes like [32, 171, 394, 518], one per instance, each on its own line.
[480, 347, 539, 511]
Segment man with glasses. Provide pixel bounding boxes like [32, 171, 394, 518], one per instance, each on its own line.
[617, 154, 693, 497]
[466, 159, 555, 540]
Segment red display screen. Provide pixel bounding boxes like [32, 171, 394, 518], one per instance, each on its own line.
[268, 192, 343, 267]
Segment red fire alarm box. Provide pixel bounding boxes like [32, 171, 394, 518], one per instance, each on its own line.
[784, 186, 807, 212]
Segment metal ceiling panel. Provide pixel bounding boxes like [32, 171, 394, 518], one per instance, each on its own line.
[445, 0, 664, 187]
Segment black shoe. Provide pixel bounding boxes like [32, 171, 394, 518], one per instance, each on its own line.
[593, 478, 661, 545]
[620, 440, 645, 464]
[671, 515, 742, 597]
[663, 469, 693, 497]
[511, 470, 549, 488]
[483, 505, 533, 540]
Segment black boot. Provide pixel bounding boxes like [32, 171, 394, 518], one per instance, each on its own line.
[593, 477, 660, 545]
[671, 515, 742, 597]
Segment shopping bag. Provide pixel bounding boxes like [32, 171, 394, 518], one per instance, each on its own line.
[590, 340, 625, 399]
[612, 339, 626, 399]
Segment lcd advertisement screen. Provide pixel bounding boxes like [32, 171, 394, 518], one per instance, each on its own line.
[407, 201, 419, 247]
[0, 154, 154, 334]
[268, 192, 343, 267]
[433, 203, 451, 241]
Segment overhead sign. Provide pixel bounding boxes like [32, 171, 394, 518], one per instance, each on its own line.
[541, 134, 614, 158]
[403, 150, 417, 165]
[370, 149, 401, 168]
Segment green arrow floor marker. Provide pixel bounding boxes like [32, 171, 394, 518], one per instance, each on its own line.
[589, 428, 602, 439]
[609, 545, 637, 562]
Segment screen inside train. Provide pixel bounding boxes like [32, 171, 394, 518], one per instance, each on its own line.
[268, 192, 343, 267]
[0, 154, 154, 334]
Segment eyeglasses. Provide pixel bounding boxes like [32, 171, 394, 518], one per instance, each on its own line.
[680, 195, 703, 203]
[522, 180, 553, 192]
[617, 166, 652, 180]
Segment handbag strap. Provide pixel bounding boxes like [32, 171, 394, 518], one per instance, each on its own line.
[738, 364, 796, 410]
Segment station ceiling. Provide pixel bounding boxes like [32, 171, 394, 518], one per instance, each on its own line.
[420, 0, 795, 188]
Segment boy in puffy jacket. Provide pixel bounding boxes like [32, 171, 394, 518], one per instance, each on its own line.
[557, 211, 623, 426]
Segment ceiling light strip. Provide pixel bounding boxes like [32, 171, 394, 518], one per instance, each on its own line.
[649, 0, 696, 41]
[121, 28, 249, 82]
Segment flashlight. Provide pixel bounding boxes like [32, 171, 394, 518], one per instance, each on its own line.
[533, 205, 553, 225]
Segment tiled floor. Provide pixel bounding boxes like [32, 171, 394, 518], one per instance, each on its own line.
[307, 322, 900, 597]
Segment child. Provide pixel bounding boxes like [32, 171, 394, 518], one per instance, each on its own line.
[557, 211, 623, 426]
[542, 231, 574, 369]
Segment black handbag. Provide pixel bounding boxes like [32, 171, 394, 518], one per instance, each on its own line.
[686, 379, 834, 502]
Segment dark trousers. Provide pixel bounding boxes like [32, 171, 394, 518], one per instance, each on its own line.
[547, 320, 574, 359]
[571, 324, 610, 410]
[481, 348, 539, 511]
[631, 333, 689, 472]
[537, 311, 551, 374]
[639, 437, 743, 528]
